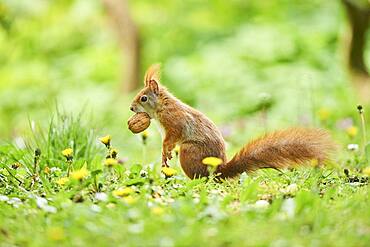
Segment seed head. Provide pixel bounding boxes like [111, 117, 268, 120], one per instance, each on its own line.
[109, 148, 118, 159]
[357, 105, 363, 114]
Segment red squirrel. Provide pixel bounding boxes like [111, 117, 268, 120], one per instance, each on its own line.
[129, 64, 335, 179]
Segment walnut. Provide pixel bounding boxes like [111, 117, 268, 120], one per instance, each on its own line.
[127, 112, 151, 134]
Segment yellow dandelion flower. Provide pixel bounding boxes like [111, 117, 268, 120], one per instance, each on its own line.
[141, 130, 149, 139]
[99, 135, 111, 146]
[112, 187, 134, 197]
[61, 148, 73, 158]
[104, 158, 118, 167]
[141, 130, 149, 145]
[346, 126, 358, 138]
[11, 162, 21, 169]
[70, 165, 89, 180]
[122, 195, 137, 205]
[202, 157, 223, 167]
[317, 108, 331, 121]
[363, 167, 370, 176]
[174, 145, 180, 155]
[44, 166, 50, 174]
[151, 207, 164, 216]
[47, 227, 65, 241]
[56, 177, 69, 186]
[161, 167, 177, 177]
[310, 159, 319, 167]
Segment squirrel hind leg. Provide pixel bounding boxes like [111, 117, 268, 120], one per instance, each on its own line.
[179, 143, 209, 179]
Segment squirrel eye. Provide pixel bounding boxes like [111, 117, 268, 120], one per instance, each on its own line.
[140, 95, 148, 102]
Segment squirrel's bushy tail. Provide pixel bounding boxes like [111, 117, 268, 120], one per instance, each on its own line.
[217, 128, 335, 178]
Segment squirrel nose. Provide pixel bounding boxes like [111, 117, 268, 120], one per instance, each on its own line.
[130, 106, 134, 112]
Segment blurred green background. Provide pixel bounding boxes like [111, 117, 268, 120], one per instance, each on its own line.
[0, 0, 368, 159]
[1, 2, 370, 246]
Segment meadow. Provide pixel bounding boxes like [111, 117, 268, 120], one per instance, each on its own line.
[0, 0, 370, 246]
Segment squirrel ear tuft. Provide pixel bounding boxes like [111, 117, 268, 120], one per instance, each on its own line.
[144, 63, 161, 87]
[144, 63, 160, 95]
[148, 79, 159, 95]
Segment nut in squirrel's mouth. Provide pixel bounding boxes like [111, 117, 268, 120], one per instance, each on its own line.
[128, 112, 151, 134]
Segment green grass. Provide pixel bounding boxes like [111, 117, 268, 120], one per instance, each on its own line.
[0, 1, 370, 246]
[0, 113, 369, 247]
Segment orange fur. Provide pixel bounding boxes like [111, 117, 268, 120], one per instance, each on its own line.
[144, 64, 161, 85]
[216, 128, 335, 178]
[130, 64, 335, 179]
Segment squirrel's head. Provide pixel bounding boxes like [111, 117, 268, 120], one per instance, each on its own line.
[130, 64, 161, 118]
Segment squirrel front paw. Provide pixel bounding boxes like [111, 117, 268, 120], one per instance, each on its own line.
[162, 150, 173, 166]
[162, 153, 169, 167]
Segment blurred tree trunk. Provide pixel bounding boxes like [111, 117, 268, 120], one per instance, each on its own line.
[103, 0, 140, 93]
[342, 0, 370, 102]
